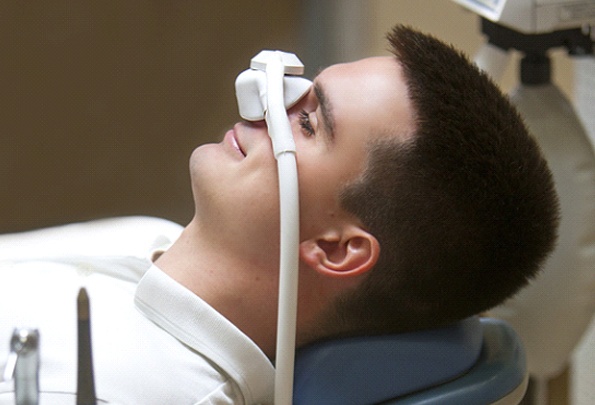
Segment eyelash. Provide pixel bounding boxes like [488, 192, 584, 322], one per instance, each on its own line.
[299, 110, 315, 137]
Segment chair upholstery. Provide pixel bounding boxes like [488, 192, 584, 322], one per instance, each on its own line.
[293, 317, 483, 405]
[293, 317, 527, 405]
[388, 318, 527, 404]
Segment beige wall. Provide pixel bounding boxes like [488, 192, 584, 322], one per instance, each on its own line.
[1, 1, 300, 233]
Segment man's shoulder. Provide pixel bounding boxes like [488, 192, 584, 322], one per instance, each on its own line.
[0, 216, 183, 262]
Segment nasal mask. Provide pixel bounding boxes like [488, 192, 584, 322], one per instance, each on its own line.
[234, 50, 311, 405]
[235, 50, 312, 156]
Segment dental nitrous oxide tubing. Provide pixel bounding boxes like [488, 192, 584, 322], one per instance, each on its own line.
[265, 56, 296, 156]
[274, 153, 300, 405]
[235, 50, 311, 405]
[265, 53, 300, 405]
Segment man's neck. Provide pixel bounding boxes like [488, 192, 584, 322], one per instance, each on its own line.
[154, 219, 280, 359]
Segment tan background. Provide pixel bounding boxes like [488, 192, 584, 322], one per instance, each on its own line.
[0, 1, 302, 233]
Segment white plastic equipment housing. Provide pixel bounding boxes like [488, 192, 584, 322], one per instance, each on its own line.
[235, 70, 312, 123]
[451, 0, 595, 33]
[235, 51, 312, 157]
[250, 50, 305, 75]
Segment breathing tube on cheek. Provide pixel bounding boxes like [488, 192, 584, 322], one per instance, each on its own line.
[235, 51, 312, 405]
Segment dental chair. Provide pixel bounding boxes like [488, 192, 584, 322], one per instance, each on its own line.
[293, 316, 528, 405]
[1, 217, 527, 404]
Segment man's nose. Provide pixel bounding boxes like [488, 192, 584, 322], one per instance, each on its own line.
[247, 120, 267, 129]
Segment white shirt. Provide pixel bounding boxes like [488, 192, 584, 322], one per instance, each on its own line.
[0, 217, 274, 404]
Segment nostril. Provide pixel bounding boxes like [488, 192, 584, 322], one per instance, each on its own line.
[243, 119, 267, 129]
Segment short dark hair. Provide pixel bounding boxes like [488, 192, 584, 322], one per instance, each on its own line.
[331, 25, 560, 335]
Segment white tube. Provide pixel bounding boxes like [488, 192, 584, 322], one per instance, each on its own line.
[264, 54, 300, 405]
[274, 153, 300, 405]
[265, 55, 297, 157]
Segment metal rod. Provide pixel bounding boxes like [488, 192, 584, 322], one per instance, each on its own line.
[11, 328, 40, 405]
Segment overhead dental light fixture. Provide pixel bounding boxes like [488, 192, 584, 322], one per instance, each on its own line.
[451, 1, 595, 404]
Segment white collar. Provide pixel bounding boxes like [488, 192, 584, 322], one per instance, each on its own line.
[134, 265, 274, 404]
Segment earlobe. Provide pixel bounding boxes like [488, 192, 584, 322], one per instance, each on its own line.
[299, 227, 380, 278]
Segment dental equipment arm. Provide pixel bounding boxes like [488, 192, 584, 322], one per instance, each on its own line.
[235, 51, 312, 405]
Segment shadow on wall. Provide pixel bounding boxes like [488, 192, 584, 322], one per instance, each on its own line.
[0, 0, 300, 233]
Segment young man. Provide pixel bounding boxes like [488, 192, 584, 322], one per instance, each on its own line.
[0, 25, 558, 404]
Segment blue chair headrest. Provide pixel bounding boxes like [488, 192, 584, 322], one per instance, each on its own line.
[293, 316, 482, 405]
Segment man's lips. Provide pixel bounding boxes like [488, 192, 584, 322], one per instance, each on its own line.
[225, 127, 246, 158]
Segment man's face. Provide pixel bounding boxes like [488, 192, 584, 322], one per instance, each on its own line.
[189, 56, 414, 268]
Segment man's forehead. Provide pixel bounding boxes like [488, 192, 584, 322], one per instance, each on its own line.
[310, 56, 403, 104]
[311, 56, 414, 144]
[311, 56, 404, 105]
[314, 56, 397, 78]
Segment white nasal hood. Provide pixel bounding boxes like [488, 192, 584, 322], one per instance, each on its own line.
[235, 51, 312, 122]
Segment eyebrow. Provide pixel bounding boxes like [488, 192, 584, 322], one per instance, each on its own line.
[313, 81, 335, 142]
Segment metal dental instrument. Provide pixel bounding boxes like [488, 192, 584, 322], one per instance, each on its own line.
[77, 287, 97, 405]
[235, 51, 312, 405]
[9, 328, 40, 405]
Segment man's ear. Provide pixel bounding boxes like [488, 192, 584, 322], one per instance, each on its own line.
[299, 226, 380, 278]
